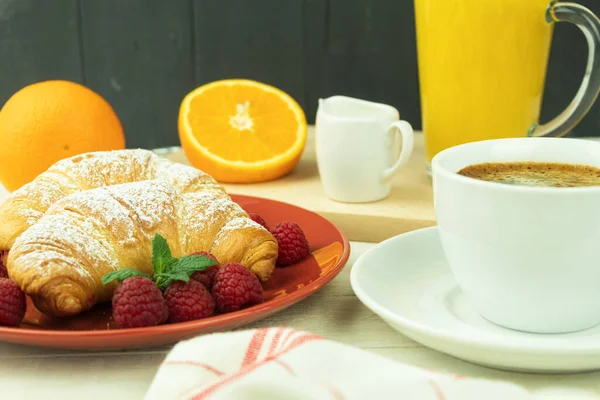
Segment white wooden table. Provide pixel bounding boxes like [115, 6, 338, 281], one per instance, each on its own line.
[1, 183, 599, 399]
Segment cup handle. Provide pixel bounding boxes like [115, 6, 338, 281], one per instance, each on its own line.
[382, 120, 414, 181]
[529, 2, 600, 138]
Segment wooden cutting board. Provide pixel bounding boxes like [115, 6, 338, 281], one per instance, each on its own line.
[166, 128, 436, 243]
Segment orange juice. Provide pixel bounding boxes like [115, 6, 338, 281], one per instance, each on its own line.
[414, 0, 555, 164]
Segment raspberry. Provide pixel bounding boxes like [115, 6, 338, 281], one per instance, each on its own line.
[164, 279, 215, 323]
[271, 221, 311, 265]
[249, 213, 269, 230]
[189, 251, 220, 290]
[191, 266, 219, 290]
[212, 263, 263, 313]
[0, 251, 8, 278]
[0, 278, 25, 327]
[112, 276, 168, 328]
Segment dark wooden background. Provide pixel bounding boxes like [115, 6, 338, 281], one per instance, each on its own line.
[1, 0, 600, 149]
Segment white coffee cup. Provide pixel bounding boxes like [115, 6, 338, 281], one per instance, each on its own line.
[315, 96, 414, 203]
[432, 137, 600, 334]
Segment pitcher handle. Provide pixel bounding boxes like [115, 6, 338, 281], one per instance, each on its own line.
[529, 2, 600, 138]
[382, 120, 414, 181]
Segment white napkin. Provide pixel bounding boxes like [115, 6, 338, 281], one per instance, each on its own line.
[144, 327, 597, 400]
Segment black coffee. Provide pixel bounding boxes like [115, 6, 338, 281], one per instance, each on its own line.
[457, 161, 600, 188]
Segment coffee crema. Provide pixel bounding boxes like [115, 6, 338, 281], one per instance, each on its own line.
[456, 161, 600, 188]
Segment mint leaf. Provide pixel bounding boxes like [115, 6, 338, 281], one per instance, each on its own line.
[154, 254, 218, 291]
[154, 271, 192, 291]
[149, 236, 219, 290]
[171, 255, 218, 275]
[101, 269, 152, 286]
[152, 233, 175, 275]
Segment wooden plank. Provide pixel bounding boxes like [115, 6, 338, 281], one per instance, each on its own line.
[0, 0, 82, 105]
[193, 0, 305, 114]
[305, 0, 421, 127]
[80, 0, 195, 149]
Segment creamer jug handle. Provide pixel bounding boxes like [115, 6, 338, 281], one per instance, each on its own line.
[530, 2, 600, 137]
[382, 121, 415, 181]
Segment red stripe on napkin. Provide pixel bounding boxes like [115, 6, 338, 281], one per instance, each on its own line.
[323, 383, 346, 400]
[241, 328, 268, 367]
[267, 327, 286, 356]
[186, 329, 322, 400]
[283, 333, 322, 352]
[428, 380, 446, 400]
[273, 359, 296, 376]
[164, 361, 225, 377]
[280, 327, 297, 348]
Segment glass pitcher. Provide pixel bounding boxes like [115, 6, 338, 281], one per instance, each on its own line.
[414, 0, 600, 171]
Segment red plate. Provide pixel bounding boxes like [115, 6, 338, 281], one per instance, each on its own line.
[0, 194, 350, 350]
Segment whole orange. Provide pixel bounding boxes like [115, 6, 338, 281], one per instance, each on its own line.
[0, 80, 125, 191]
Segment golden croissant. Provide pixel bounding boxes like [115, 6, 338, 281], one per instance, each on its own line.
[0, 149, 222, 250]
[7, 180, 278, 317]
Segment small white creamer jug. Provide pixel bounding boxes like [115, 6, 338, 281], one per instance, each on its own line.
[315, 96, 414, 203]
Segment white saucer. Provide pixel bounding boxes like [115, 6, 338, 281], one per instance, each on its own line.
[350, 226, 600, 373]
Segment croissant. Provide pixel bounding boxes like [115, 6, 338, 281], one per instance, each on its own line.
[0, 149, 223, 251]
[7, 180, 278, 317]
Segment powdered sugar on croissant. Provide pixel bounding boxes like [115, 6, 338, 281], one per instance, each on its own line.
[0, 149, 223, 250]
[7, 180, 277, 317]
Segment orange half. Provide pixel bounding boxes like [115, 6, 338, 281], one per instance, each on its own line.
[178, 79, 307, 183]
